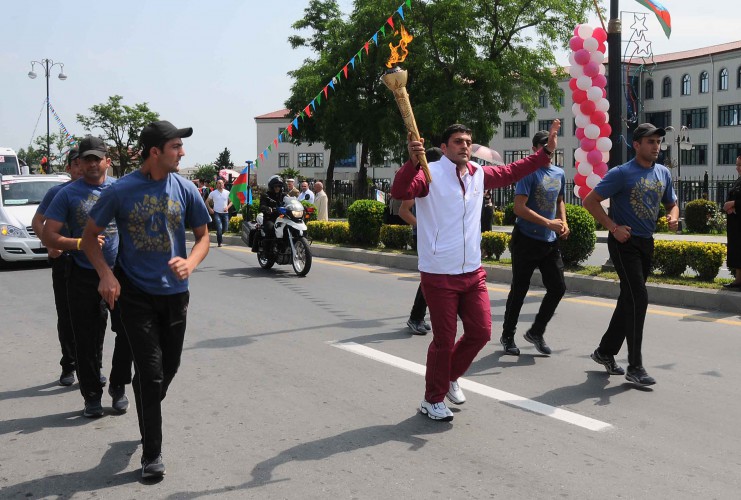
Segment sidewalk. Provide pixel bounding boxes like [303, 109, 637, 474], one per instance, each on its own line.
[208, 230, 740, 315]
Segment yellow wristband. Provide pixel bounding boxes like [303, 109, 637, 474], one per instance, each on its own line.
[77, 238, 82, 250]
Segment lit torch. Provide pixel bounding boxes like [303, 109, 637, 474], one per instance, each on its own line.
[381, 26, 431, 183]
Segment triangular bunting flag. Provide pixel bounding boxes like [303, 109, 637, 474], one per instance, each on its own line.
[268, 144, 272, 153]
[263, 148, 269, 159]
[397, 5, 405, 20]
[364, 42, 370, 54]
[287, 124, 294, 136]
[343, 65, 348, 79]
[292, 118, 299, 130]
[304, 105, 311, 118]
[372, 33, 378, 46]
[328, 80, 335, 91]
[349, 56, 356, 69]
[315, 93, 322, 106]
[406, 0, 411, 8]
[310, 100, 316, 111]
[278, 134, 283, 143]
[387, 17, 394, 30]
[273, 138, 278, 148]
[323, 86, 328, 98]
[260, 153, 264, 161]
[356, 50, 363, 63]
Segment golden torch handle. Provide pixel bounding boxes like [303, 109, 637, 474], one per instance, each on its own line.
[391, 87, 431, 183]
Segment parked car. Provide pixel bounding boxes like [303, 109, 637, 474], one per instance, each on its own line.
[0, 174, 69, 265]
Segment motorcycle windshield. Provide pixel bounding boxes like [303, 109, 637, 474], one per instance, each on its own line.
[284, 199, 304, 211]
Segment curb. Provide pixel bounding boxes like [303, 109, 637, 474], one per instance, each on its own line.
[206, 233, 741, 316]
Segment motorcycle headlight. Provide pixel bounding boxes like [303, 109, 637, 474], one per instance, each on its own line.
[0, 224, 27, 238]
[291, 209, 304, 219]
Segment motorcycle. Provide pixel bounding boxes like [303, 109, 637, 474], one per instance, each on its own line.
[241, 196, 313, 276]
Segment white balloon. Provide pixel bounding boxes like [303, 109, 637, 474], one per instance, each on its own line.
[574, 184, 583, 199]
[596, 98, 610, 112]
[569, 65, 584, 78]
[590, 50, 604, 64]
[586, 172, 603, 189]
[575, 113, 589, 129]
[574, 148, 588, 164]
[572, 102, 581, 116]
[602, 151, 610, 162]
[577, 161, 594, 176]
[585, 124, 601, 139]
[596, 137, 613, 152]
[568, 52, 577, 66]
[583, 37, 599, 52]
[598, 63, 606, 75]
[577, 24, 594, 39]
[587, 86, 603, 102]
[576, 75, 592, 91]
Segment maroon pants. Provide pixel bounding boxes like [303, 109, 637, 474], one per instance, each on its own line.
[420, 267, 492, 403]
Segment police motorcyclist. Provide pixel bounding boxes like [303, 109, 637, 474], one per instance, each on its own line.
[260, 175, 286, 243]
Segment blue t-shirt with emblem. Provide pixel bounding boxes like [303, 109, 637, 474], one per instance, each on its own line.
[594, 159, 676, 238]
[45, 178, 119, 269]
[37, 181, 71, 238]
[514, 165, 565, 242]
[89, 170, 211, 295]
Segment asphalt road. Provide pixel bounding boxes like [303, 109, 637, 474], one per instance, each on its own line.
[1, 245, 740, 499]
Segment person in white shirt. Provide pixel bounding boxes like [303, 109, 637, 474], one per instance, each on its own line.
[207, 179, 232, 247]
[299, 181, 315, 203]
[313, 181, 329, 221]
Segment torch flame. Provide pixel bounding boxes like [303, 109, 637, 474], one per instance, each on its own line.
[385, 25, 413, 68]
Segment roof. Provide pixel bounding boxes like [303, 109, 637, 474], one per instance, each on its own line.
[649, 40, 741, 64]
[255, 108, 291, 120]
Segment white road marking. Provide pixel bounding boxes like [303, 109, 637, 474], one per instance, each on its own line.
[331, 341, 613, 432]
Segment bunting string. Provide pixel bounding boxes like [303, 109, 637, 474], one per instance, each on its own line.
[252, 0, 412, 170]
[47, 99, 78, 148]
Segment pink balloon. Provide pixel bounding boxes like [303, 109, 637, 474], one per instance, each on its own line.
[573, 26, 581, 37]
[591, 110, 607, 126]
[593, 162, 608, 177]
[593, 27, 607, 44]
[602, 88, 607, 98]
[569, 78, 578, 92]
[572, 89, 587, 104]
[574, 49, 591, 66]
[576, 127, 586, 140]
[592, 74, 607, 88]
[598, 41, 607, 53]
[574, 173, 587, 186]
[569, 36, 584, 51]
[587, 149, 603, 165]
[600, 123, 612, 137]
[584, 62, 600, 78]
[580, 137, 597, 151]
[578, 185, 592, 199]
[580, 100, 596, 115]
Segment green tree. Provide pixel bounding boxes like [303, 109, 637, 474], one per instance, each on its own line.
[77, 95, 160, 177]
[279, 167, 301, 182]
[20, 131, 75, 172]
[214, 147, 234, 169]
[194, 164, 218, 182]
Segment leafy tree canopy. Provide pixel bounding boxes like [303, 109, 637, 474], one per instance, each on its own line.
[215, 147, 234, 169]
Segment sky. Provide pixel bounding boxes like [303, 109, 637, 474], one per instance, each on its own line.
[3, 0, 737, 170]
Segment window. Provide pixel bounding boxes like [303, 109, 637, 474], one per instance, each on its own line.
[738, 66, 741, 88]
[718, 104, 741, 127]
[504, 121, 529, 138]
[645, 111, 671, 129]
[572, 118, 577, 135]
[699, 71, 709, 93]
[538, 91, 547, 108]
[556, 91, 565, 107]
[662, 76, 672, 97]
[719, 68, 729, 90]
[297, 152, 324, 168]
[718, 143, 741, 164]
[538, 119, 564, 136]
[645, 79, 654, 99]
[680, 108, 708, 129]
[278, 153, 289, 168]
[680, 144, 706, 166]
[503, 150, 530, 163]
[681, 74, 691, 95]
[552, 149, 564, 167]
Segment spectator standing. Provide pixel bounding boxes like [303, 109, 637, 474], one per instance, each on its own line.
[313, 181, 329, 221]
[82, 120, 211, 479]
[299, 181, 315, 203]
[583, 123, 678, 387]
[722, 153, 741, 289]
[481, 190, 494, 232]
[207, 179, 232, 247]
[500, 131, 569, 357]
[286, 178, 299, 197]
[392, 120, 560, 421]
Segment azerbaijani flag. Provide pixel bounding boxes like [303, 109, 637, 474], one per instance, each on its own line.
[228, 166, 251, 211]
[635, 0, 671, 39]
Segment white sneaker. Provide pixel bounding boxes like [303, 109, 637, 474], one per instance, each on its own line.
[420, 400, 454, 421]
[446, 380, 466, 405]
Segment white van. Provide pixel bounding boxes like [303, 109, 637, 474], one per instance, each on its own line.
[0, 147, 28, 176]
[0, 174, 69, 265]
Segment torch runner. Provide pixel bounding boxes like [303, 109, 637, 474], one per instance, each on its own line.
[381, 26, 431, 183]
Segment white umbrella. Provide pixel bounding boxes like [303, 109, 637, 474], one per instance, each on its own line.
[471, 144, 504, 165]
[219, 168, 241, 180]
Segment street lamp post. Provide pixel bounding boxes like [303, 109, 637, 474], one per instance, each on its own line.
[28, 59, 67, 173]
[661, 125, 693, 179]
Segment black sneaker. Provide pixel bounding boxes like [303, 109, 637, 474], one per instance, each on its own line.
[109, 385, 129, 413]
[590, 349, 625, 375]
[83, 399, 104, 418]
[524, 331, 551, 355]
[625, 366, 656, 386]
[142, 454, 166, 479]
[406, 319, 428, 335]
[59, 370, 75, 386]
[500, 336, 520, 356]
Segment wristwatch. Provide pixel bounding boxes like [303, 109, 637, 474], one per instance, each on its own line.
[542, 146, 553, 157]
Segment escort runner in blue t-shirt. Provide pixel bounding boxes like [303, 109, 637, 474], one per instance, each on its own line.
[583, 123, 679, 388]
[501, 131, 569, 358]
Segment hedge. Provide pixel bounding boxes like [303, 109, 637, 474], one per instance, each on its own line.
[380, 224, 413, 249]
[307, 220, 351, 244]
[561, 204, 597, 265]
[347, 200, 386, 245]
[652, 240, 726, 280]
[481, 231, 511, 260]
[684, 199, 719, 233]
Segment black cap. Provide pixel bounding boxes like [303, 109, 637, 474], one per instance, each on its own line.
[67, 148, 79, 165]
[633, 123, 666, 141]
[532, 130, 549, 148]
[139, 120, 193, 150]
[78, 137, 108, 158]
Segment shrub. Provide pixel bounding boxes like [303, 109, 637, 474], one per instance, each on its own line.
[332, 198, 347, 218]
[329, 221, 350, 243]
[656, 216, 669, 233]
[686, 242, 726, 281]
[240, 197, 261, 221]
[492, 210, 505, 226]
[307, 221, 328, 241]
[228, 214, 243, 233]
[503, 202, 516, 225]
[301, 200, 318, 222]
[652, 241, 687, 276]
[347, 200, 386, 245]
[380, 224, 412, 249]
[561, 203, 597, 265]
[684, 199, 719, 233]
[481, 231, 511, 260]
